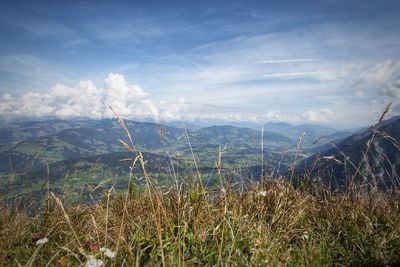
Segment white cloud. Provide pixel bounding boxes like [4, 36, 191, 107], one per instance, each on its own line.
[0, 73, 369, 126]
[51, 80, 104, 118]
[261, 111, 299, 122]
[383, 79, 400, 100]
[2, 93, 14, 101]
[302, 108, 334, 122]
[0, 73, 191, 121]
[258, 58, 319, 64]
[103, 73, 152, 118]
[359, 60, 400, 86]
[169, 66, 247, 85]
[0, 74, 119, 119]
[262, 71, 327, 79]
[359, 59, 400, 110]
[105, 73, 149, 99]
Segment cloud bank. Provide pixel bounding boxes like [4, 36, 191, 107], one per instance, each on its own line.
[0, 73, 340, 124]
[0, 73, 173, 120]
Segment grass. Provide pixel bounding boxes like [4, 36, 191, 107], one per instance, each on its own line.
[1, 106, 399, 266]
[0, 180, 399, 266]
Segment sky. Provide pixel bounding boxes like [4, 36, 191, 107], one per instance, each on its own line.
[0, 0, 399, 128]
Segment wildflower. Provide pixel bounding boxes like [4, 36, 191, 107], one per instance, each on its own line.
[88, 242, 99, 252]
[258, 190, 267, 197]
[85, 256, 103, 267]
[35, 237, 49, 246]
[57, 256, 67, 266]
[100, 247, 116, 259]
[301, 231, 309, 241]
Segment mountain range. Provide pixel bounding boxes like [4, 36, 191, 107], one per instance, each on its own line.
[1, 116, 399, 200]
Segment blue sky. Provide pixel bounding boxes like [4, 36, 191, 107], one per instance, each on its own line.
[0, 0, 399, 127]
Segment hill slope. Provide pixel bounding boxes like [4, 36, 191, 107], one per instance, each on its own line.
[299, 116, 400, 189]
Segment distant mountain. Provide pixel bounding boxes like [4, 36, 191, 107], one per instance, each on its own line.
[307, 130, 353, 154]
[0, 120, 83, 144]
[298, 116, 400, 190]
[193, 125, 292, 146]
[1, 121, 185, 163]
[10, 127, 123, 161]
[264, 122, 339, 146]
[0, 118, 184, 147]
[0, 118, 342, 147]
[163, 121, 204, 131]
[179, 119, 262, 129]
[0, 120, 293, 176]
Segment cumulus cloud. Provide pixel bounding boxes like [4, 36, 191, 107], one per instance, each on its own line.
[2, 93, 14, 101]
[302, 108, 334, 122]
[0, 72, 199, 121]
[359, 60, 400, 110]
[51, 80, 103, 118]
[0, 72, 344, 124]
[1, 73, 242, 122]
[0, 73, 181, 121]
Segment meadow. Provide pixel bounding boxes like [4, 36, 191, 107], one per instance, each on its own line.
[1, 178, 399, 266]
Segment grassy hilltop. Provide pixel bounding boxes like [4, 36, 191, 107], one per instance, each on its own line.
[1, 180, 400, 266]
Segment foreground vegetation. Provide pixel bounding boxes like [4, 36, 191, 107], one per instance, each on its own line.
[1, 178, 400, 266]
[1, 105, 400, 266]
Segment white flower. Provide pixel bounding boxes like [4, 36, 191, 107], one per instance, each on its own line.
[100, 247, 116, 259]
[301, 231, 309, 241]
[258, 190, 267, 197]
[35, 237, 49, 246]
[85, 256, 103, 267]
